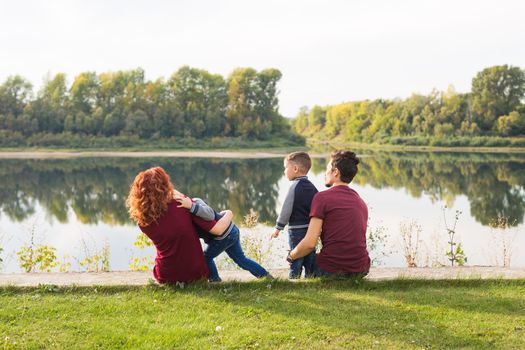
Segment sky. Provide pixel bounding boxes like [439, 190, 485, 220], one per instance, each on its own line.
[0, 0, 524, 118]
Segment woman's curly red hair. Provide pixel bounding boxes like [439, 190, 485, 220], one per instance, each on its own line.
[126, 166, 175, 227]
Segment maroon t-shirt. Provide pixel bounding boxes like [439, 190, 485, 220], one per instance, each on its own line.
[139, 202, 216, 284]
[310, 185, 370, 273]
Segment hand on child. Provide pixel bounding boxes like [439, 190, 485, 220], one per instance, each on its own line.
[219, 210, 233, 219]
[174, 193, 192, 209]
[270, 229, 280, 239]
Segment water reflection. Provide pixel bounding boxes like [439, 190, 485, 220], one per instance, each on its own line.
[0, 158, 282, 225]
[339, 151, 524, 226]
[0, 152, 524, 227]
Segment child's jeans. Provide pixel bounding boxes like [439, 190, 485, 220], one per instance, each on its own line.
[288, 228, 316, 279]
[204, 225, 269, 282]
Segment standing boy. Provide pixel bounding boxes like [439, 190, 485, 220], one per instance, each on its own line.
[271, 151, 318, 278]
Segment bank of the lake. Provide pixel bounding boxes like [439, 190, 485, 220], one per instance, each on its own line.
[1, 279, 524, 349]
[0, 134, 305, 151]
[3, 267, 525, 286]
[308, 138, 525, 154]
[2, 143, 525, 158]
[0, 150, 297, 159]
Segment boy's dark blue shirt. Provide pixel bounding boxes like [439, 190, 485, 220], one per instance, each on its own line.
[276, 176, 318, 231]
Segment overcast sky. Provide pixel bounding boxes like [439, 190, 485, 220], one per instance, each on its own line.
[1, 0, 524, 117]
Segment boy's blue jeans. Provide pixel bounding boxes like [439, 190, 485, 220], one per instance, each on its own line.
[204, 225, 269, 282]
[288, 228, 316, 279]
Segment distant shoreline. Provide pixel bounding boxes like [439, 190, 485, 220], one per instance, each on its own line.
[1, 144, 525, 159]
[0, 150, 293, 159]
[309, 142, 525, 154]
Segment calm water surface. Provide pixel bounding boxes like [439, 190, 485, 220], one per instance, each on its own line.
[0, 151, 524, 272]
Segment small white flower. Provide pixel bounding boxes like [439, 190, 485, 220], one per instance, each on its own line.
[153, 299, 158, 303]
[4, 336, 10, 341]
[215, 326, 223, 332]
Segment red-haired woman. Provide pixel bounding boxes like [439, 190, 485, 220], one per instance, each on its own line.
[126, 166, 233, 284]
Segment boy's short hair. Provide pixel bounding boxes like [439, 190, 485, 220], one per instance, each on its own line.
[330, 150, 359, 183]
[286, 151, 312, 173]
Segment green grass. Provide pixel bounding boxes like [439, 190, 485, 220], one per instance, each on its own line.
[1, 279, 524, 349]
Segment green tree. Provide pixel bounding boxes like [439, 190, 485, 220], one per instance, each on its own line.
[34, 73, 69, 132]
[309, 105, 326, 131]
[70, 72, 99, 116]
[470, 65, 525, 132]
[0, 75, 33, 117]
[438, 85, 468, 130]
[226, 68, 258, 137]
[98, 69, 146, 136]
[496, 111, 525, 136]
[125, 109, 154, 138]
[169, 66, 227, 138]
[291, 106, 309, 133]
[226, 68, 284, 139]
[254, 68, 283, 138]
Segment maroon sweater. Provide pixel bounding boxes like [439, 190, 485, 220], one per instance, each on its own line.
[310, 185, 370, 273]
[140, 202, 216, 283]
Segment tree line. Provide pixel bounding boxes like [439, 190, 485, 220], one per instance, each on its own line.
[0, 66, 302, 147]
[292, 65, 525, 145]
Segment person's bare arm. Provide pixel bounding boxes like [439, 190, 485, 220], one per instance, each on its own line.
[289, 217, 323, 260]
[208, 210, 233, 236]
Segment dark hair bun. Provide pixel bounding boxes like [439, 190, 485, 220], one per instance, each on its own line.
[333, 150, 359, 165]
[330, 150, 360, 183]
[346, 151, 359, 165]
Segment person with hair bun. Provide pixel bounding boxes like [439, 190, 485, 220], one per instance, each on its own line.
[126, 166, 233, 284]
[286, 151, 370, 279]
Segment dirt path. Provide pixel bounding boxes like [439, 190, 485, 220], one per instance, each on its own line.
[1, 267, 524, 287]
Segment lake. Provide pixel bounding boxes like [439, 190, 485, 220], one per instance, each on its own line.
[0, 150, 524, 273]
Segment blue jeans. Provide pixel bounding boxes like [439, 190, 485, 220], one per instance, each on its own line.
[204, 225, 269, 282]
[288, 228, 316, 279]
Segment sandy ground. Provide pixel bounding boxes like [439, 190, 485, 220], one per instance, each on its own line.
[1, 267, 524, 287]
